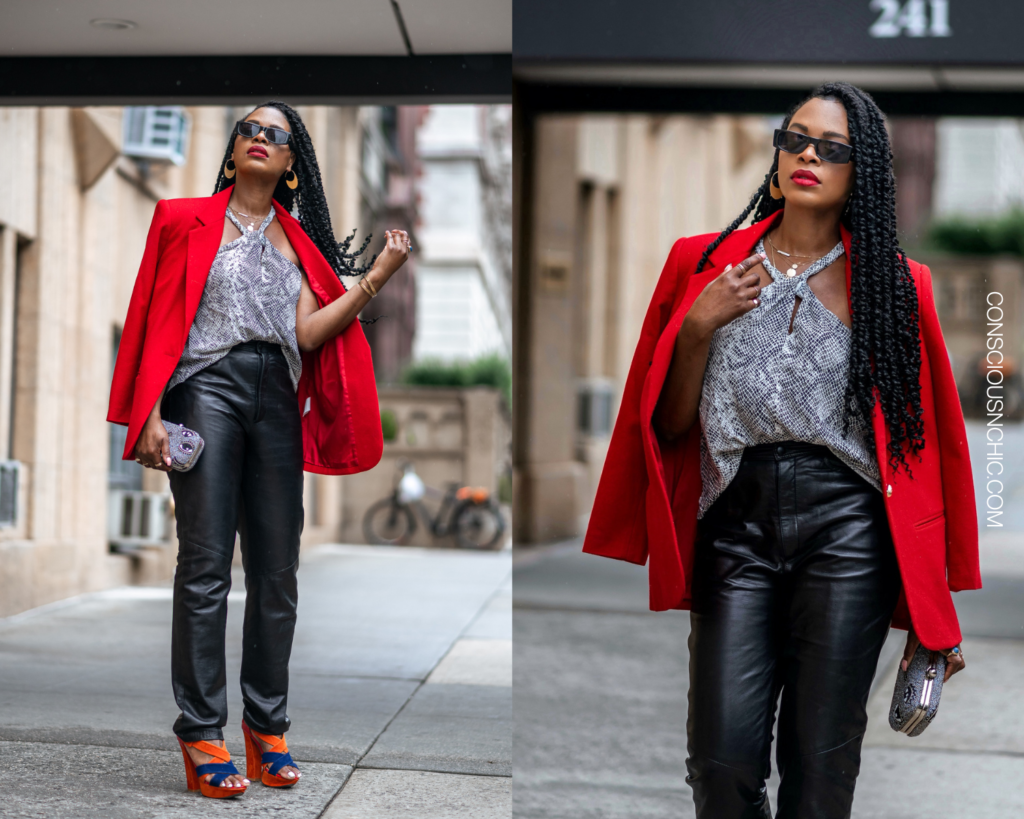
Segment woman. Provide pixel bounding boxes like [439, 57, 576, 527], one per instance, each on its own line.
[107, 101, 410, 798]
[582, 83, 981, 817]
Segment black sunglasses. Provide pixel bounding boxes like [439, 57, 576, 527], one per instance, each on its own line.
[773, 129, 853, 164]
[236, 120, 292, 145]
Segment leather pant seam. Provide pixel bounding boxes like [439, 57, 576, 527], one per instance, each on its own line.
[693, 752, 766, 776]
[796, 730, 864, 759]
[178, 537, 234, 563]
[245, 556, 299, 580]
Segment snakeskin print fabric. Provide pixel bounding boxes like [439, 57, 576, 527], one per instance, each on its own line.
[696, 235, 882, 520]
[167, 205, 304, 393]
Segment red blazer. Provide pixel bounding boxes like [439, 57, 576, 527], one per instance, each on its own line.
[107, 186, 383, 476]
[582, 211, 982, 651]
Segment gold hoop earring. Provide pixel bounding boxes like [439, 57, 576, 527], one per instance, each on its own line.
[769, 171, 784, 201]
[224, 159, 236, 179]
[285, 170, 298, 190]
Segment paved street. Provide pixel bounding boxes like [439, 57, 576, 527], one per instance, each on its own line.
[0, 544, 511, 819]
[514, 421, 1024, 818]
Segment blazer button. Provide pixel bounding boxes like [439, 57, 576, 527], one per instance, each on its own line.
[886, 484, 893, 497]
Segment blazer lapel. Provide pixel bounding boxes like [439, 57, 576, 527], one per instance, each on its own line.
[183, 187, 234, 346]
[705, 210, 784, 272]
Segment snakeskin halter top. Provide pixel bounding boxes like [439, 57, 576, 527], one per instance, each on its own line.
[695, 234, 881, 520]
[167, 205, 304, 393]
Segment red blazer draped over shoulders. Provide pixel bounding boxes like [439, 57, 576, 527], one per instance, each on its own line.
[107, 185, 383, 476]
[582, 211, 982, 651]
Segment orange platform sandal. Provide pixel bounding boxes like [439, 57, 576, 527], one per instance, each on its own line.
[177, 737, 248, 798]
[242, 720, 302, 787]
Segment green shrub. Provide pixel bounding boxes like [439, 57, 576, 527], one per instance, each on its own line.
[380, 409, 398, 442]
[400, 354, 512, 408]
[927, 209, 1024, 256]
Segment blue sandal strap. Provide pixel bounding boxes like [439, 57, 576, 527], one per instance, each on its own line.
[196, 760, 241, 787]
[261, 750, 296, 777]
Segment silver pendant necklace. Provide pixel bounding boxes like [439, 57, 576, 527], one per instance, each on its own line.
[767, 232, 815, 278]
[229, 205, 271, 232]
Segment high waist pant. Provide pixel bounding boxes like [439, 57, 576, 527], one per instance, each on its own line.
[685, 441, 901, 819]
[161, 340, 304, 742]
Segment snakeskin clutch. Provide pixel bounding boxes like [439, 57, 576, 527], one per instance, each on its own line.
[161, 420, 205, 472]
[888, 643, 946, 736]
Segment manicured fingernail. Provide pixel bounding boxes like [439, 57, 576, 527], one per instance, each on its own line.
[759, 252, 766, 259]
[724, 263, 733, 271]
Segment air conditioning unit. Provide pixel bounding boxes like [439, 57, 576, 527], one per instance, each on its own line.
[577, 379, 615, 437]
[0, 460, 20, 528]
[108, 489, 170, 552]
[122, 107, 191, 166]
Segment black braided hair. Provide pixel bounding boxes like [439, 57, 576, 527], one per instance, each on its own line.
[698, 82, 925, 481]
[213, 100, 384, 325]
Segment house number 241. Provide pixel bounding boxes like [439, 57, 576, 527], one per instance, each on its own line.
[869, 0, 951, 37]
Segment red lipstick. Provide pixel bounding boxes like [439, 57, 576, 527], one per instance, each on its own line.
[791, 169, 820, 186]
[247, 145, 268, 158]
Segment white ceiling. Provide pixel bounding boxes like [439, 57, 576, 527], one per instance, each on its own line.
[0, 0, 510, 56]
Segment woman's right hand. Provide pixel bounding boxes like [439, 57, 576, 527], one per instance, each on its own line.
[685, 252, 766, 338]
[134, 414, 172, 472]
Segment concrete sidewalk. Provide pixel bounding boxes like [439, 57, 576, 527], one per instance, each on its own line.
[514, 534, 1024, 818]
[0, 544, 511, 819]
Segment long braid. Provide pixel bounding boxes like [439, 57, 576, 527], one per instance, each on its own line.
[705, 82, 925, 480]
[213, 101, 384, 324]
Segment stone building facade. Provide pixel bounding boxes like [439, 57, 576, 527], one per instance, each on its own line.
[414, 105, 512, 362]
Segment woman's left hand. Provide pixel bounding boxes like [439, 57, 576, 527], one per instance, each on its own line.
[901, 625, 966, 683]
[374, 229, 412, 279]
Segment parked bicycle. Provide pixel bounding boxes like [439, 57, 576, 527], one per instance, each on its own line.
[363, 461, 507, 550]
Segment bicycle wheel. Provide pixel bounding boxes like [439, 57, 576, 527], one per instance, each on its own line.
[452, 500, 506, 550]
[363, 498, 416, 545]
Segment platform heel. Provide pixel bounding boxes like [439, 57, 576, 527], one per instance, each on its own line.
[177, 737, 248, 798]
[242, 720, 301, 787]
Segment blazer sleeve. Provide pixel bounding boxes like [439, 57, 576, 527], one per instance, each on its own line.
[582, 237, 690, 565]
[917, 263, 982, 591]
[107, 199, 169, 426]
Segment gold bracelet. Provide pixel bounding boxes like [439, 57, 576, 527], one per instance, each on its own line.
[360, 276, 378, 298]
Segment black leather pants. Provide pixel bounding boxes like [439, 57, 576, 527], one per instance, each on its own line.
[685, 441, 901, 819]
[161, 340, 304, 742]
